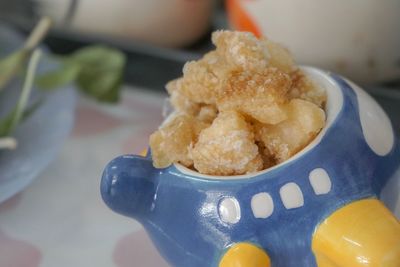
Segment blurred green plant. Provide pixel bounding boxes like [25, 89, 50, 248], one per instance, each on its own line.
[0, 49, 42, 138]
[0, 17, 126, 150]
[37, 45, 125, 103]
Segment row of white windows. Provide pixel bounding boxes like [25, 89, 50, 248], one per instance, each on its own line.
[218, 168, 332, 224]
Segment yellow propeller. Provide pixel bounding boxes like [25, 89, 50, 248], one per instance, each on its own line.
[219, 242, 271, 267]
[312, 198, 400, 267]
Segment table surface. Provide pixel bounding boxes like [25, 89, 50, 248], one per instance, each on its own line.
[0, 86, 170, 267]
[0, 85, 399, 267]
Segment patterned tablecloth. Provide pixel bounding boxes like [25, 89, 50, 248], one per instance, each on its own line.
[1, 85, 399, 267]
[0, 86, 170, 267]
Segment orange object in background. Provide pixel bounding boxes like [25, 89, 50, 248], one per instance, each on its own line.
[226, 0, 261, 37]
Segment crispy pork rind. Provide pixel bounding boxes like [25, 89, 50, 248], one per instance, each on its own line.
[191, 111, 263, 175]
[212, 31, 270, 71]
[197, 105, 218, 124]
[149, 30, 326, 176]
[217, 67, 292, 124]
[149, 114, 209, 168]
[262, 38, 296, 73]
[289, 70, 326, 108]
[168, 51, 224, 105]
[256, 99, 325, 163]
[166, 79, 200, 115]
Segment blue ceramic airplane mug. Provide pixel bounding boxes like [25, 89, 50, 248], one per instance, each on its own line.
[101, 67, 400, 267]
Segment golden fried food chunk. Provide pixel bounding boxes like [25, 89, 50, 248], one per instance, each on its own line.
[212, 31, 270, 71]
[149, 114, 209, 168]
[289, 70, 326, 108]
[171, 51, 225, 105]
[166, 79, 200, 115]
[149, 30, 326, 176]
[191, 111, 263, 175]
[263, 38, 296, 74]
[197, 105, 218, 124]
[256, 99, 325, 163]
[217, 67, 292, 124]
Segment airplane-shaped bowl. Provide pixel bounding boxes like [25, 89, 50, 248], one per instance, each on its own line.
[101, 67, 400, 267]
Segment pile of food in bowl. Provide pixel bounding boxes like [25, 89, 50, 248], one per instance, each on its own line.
[150, 30, 326, 175]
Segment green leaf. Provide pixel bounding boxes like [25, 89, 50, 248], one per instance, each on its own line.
[21, 98, 44, 121]
[70, 45, 126, 103]
[36, 60, 81, 90]
[0, 99, 43, 137]
[0, 44, 125, 138]
[0, 17, 52, 92]
[0, 110, 14, 136]
[0, 49, 42, 137]
[0, 49, 29, 90]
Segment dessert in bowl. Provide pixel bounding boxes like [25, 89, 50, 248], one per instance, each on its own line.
[101, 31, 400, 267]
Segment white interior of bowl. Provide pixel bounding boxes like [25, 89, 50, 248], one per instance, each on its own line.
[173, 66, 344, 180]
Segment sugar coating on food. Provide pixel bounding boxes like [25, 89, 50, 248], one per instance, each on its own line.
[217, 68, 291, 124]
[149, 113, 210, 168]
[192, 111, 263, 175]
[149, 30, 326, 176]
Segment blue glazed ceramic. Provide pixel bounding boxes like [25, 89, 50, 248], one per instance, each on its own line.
[101, 67, 400, 267]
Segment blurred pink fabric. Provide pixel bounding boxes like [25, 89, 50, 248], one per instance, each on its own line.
[114, 231, 168, 267]
[0, 229, 42, 267]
